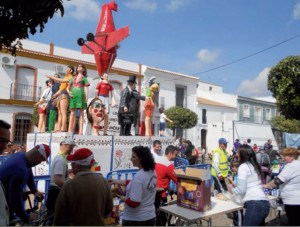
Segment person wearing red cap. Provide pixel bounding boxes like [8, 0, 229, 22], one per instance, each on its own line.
[0, 144, 50, 224]
[54, 148, 113, 226]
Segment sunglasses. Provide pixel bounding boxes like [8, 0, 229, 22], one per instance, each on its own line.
[93, 103, 105, 109]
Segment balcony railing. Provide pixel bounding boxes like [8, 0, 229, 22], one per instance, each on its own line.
[10, 83, 41, 102]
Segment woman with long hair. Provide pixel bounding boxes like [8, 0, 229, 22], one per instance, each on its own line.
[67, 64, 90, 135]
[182, 140, 197, 165]
[109, 146, 157, 226]
[228, 144, 270, 226]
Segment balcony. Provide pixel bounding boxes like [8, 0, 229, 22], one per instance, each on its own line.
[10, 83, 41, 102]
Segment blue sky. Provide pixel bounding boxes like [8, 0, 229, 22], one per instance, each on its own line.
[29, 0, 300, 97]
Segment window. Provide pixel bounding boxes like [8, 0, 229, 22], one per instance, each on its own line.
[176, 86, 187, 107]
[202, 109, 207, 124]
[242, 104, 250, 118]
[201, 129, 207, 149]
[14, 66, 38, 101]
[265, 108, 271, 120]
[13, 113, 32, 144]
[254, 106, 262, 123]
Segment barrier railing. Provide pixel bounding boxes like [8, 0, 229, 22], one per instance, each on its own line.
[174, 157, 189, 167]
[176, 163, 212, 172]
[106, 168, 138, 180]
[33, 175, 51, 203]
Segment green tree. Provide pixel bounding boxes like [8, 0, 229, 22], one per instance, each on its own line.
[268, 56, 300, 120]
[271, 115, 300, 133]
[0, 0, 64, 55]
[164, 106, 198, 135]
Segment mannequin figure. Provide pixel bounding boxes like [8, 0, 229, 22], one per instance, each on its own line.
[34, 79, 53, 132]
[47, 65, 74, 132]
[95, 73, 116, 135]
[87, 98, 105, 136]
[144, 83, 159, 137]
[67, 64, 90, 135]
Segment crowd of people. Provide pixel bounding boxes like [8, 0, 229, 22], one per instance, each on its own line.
[211, 137, 300, 226]
[1, 117, 300, 226]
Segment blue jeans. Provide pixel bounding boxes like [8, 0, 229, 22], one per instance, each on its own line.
[243, 200, 270, 226]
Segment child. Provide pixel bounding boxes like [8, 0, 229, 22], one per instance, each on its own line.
[159, 107, 173, 137]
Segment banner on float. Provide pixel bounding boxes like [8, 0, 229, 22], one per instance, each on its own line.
[27, 133, 175, 178]
[112, 136, 174, 171]
[112, 136, 151, 170]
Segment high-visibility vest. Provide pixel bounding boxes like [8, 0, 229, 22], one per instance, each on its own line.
[211, 147, 228, 177]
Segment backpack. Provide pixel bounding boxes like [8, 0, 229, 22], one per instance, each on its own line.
[260, 153, 271, 167]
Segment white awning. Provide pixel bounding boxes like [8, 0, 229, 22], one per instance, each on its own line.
[234, 122, 278, 150]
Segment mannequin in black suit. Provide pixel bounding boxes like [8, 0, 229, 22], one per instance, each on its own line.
[118, 75, 137, 136]
[130, 88, 146, 135]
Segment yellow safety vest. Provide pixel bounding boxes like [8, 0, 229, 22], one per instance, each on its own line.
[211, 147, 228, 177]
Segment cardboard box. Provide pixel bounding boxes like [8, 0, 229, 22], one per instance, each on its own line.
[175, 167, 211, 212]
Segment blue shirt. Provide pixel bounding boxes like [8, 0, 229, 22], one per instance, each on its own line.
[0, 153, 37, 222]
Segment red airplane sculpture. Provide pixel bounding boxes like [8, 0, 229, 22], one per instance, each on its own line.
[77, 0, 129, 76]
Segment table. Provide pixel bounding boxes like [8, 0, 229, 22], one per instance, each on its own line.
[160, 197, 243, 226]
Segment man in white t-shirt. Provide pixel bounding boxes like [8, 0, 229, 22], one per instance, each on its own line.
[45, 138, 76, 222]
[150, 140, 163, 162]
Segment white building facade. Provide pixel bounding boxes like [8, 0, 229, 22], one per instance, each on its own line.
[0, 40, 277, 151]
[0, 40, 199, 145]
[196, 82, 238, 153]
